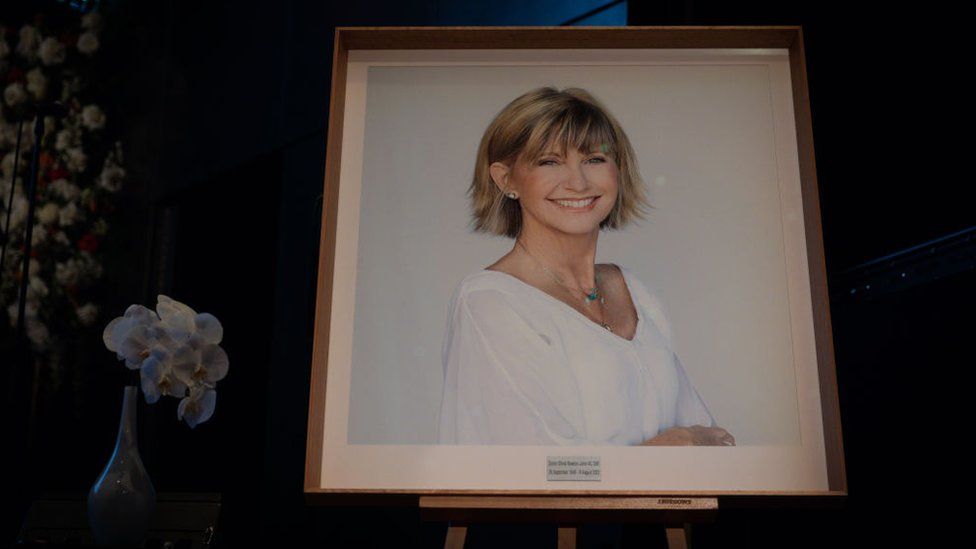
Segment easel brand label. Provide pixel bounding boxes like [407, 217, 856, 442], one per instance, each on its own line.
[546, 456, 601, 481]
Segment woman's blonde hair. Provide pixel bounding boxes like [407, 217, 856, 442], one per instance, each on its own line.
[469, 86, 651, 238]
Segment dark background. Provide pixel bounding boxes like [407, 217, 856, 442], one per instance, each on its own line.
[2, 0, 971, 547]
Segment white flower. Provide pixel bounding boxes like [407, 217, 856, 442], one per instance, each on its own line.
[55, 127, 80, 152]
[81, 12, 103, 32]
[38, 37, 66, 66]
[141, 351, 188, 404]
[106, 304, 156, 338]
[156, 294, 199, 343]
[4, 82, 27, 107]
[38, 202, 59, 225]
[177, 386, 217, 428]
[104, 296, 228, 426]
[17, 25, 41, 62]
[103, 304, 160, 368]
[65, 148, 87, 173]
[59, 202, 80, 226]
[81, 104, 105, 130]
[7, 195, 28, 229]
[1, 152, 19, 177]
[195, 313, 224, 344]
[171, 341, 229, 389]
[0, 33, 10, 59]
[30, 224, 46, 246]
[77, 32, 99, 55]
[28, 276, 49, 299]
[7, 300, 39, 328]
[76, 303, 99, 326]
[49, 178, 80, 200]
[97, 164, 125, 192]
[55, 260, 79, 286]
[53, 231, 70, 246]
[26, 68, 46, 100]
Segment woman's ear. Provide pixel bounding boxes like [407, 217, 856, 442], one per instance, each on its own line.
[489, 162, 512, 194]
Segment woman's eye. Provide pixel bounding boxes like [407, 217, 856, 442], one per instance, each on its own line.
[586, 156, 606, 164]
[538, 159, 558, 166]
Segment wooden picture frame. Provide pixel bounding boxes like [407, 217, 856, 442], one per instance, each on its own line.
[305, 26, 846, 504]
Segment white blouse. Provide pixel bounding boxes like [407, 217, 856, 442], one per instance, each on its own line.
[436, 265, 715, 445]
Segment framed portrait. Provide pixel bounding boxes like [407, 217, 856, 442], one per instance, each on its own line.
[305, 27, 846, 500]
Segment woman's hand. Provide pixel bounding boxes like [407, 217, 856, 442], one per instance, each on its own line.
[640, 425, 735, 446]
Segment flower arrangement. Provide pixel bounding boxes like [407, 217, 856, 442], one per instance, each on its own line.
[103, 295, 229, 428]
[1, 12, 123, 356]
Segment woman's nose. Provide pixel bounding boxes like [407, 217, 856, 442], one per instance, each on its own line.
[564, 163, 589, 192]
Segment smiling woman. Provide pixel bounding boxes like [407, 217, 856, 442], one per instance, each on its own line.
[436, 87, 735, 447]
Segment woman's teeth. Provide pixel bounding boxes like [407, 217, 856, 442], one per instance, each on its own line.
[553, 197, 595, 208]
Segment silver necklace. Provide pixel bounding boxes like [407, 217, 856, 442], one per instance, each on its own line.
[514, 238, 613, 333]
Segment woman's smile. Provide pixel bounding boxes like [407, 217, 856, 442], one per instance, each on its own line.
[548, 196, 600, 211]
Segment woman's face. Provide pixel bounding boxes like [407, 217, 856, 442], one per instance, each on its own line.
[495, 143, 618, 237]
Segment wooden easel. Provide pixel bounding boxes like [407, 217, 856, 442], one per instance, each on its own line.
[421, 496, 718, 549]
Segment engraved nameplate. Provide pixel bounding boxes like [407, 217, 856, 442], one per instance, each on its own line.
[546, 456, 601, 481]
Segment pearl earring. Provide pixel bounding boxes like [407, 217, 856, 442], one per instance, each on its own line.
[506, 192, 518, 199]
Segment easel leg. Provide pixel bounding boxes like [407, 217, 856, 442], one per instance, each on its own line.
[557, 527, 579, 549]
[444, 524, 467, 549]
[665, 523, 691, 549]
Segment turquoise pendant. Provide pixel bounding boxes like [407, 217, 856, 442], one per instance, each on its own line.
[584, 288, 599, 302]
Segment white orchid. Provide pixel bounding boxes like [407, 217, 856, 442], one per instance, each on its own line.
[178, 386, 216, 429]
[103, 304, 160, 369]
[140, 345, 186, 404]
[103, 296, 228, 427]
[171, 341, 229, 388]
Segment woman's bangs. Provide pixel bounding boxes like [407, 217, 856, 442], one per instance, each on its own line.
[535, 107, 618, 161]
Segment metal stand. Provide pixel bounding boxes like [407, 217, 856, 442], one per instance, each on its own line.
[422, 496, 718, 549]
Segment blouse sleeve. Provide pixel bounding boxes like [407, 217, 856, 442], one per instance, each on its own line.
[672, 352, 717, 428]
[437, 287, 584, 445]
[617, 265, 717, 429]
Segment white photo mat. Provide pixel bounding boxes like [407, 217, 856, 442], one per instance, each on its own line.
[317, 48, 829, 492]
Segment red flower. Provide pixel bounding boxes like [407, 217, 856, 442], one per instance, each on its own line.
[48, 167, 69, 181]
[78, 234, 98, 253]
[6, 66, 24, 84]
